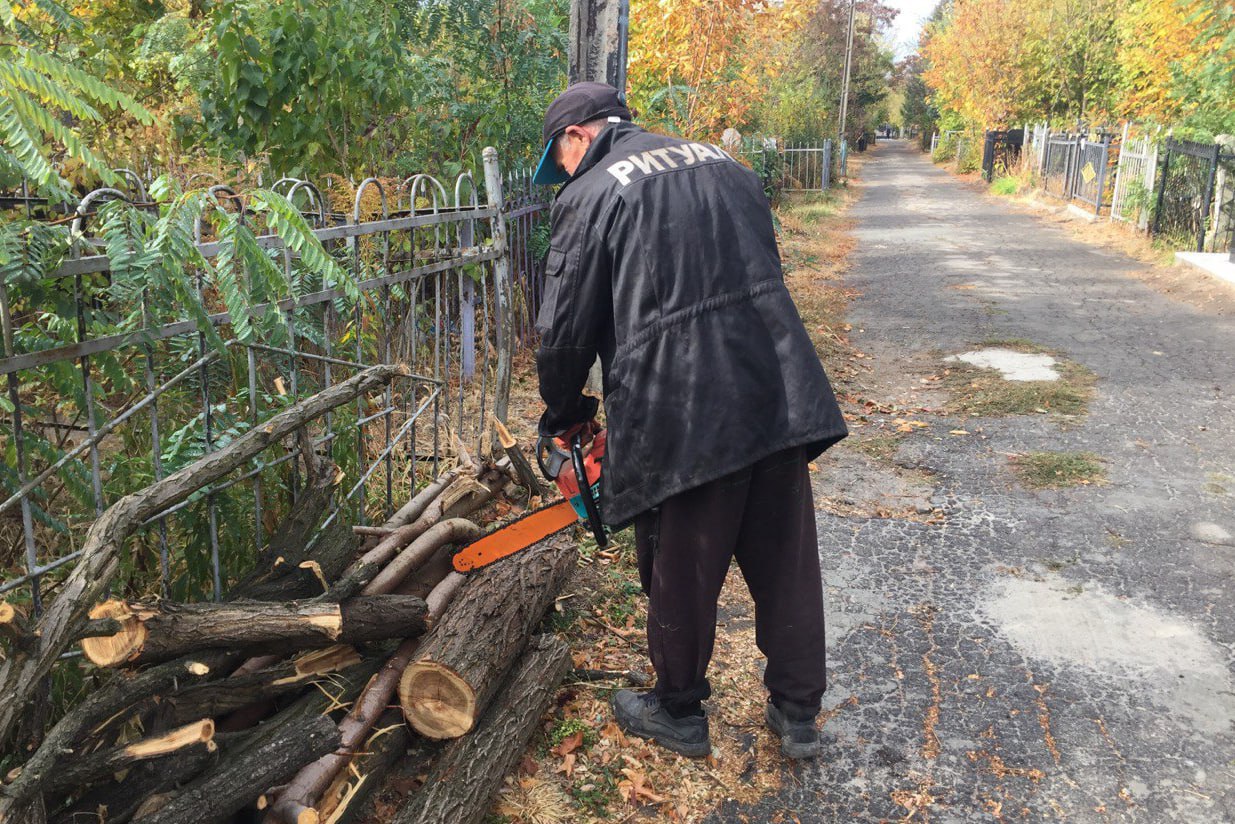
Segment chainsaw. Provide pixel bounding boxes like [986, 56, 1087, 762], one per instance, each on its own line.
[452, 428, 607, 572]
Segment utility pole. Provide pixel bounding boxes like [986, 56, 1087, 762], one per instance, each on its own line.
[569, 0, 630, 90]
[838, 0, 857, 142]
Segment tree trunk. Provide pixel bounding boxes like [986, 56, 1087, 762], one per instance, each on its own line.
[48, 731, 236, 824]
[0, 364, 407, 753]
[393, 634, 570, 824]
[311, 710, 415, 824]
[80, 595, 429, 668]
[265, 574, 468, 824]
[42, 720, 215, 798]
[492, 418, 547, 499]
[229, 449, 339, 600]
[131, 713, 340, 824]
[398, 536, 576, 739]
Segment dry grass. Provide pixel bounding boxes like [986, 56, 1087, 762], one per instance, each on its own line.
[940, 351, 1096, 420]
[1011, 451, 1107, 489]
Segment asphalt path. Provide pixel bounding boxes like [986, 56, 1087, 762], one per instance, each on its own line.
[710, 140, 1235, 823]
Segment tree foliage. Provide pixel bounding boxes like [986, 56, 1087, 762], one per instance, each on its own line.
[920, 0, 1233, 136]
[0, 0, 155, 201]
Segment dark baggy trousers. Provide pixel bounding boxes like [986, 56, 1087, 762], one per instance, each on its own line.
[633, 446, 826, 721]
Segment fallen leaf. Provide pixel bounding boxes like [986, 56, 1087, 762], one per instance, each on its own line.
[949, 429, 969, 436]
[556, 752, 577, 777]
[619, 768, 668, 804]
[599, 721, 629, 747]
[551, 731, 584, 757]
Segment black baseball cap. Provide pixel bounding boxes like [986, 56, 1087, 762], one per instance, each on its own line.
[533, 82, 632, 186]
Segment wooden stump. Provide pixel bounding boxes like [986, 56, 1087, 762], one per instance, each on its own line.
[398, 536, 576, 739]
[392, 634, 570, 824]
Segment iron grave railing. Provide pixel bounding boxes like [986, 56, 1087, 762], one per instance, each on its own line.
[0, 150, 551, 611]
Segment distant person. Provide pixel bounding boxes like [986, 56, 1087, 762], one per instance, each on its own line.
[531, 82, 847, 759]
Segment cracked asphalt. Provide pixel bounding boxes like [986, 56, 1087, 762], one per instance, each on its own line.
[709, 141, 1235, 822]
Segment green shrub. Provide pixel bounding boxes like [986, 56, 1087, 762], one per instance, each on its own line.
[991, 175, 1022, 196]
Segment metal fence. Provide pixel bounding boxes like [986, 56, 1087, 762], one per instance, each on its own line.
[1042, 133, 1080, 200]
[1153, 138, 1235, 255]
[1110, 126, 1158, 228]
[981, 129, 1024, 182]
[1071, 136, 1114, 216]
[782, 140, 834, 191]
[0, 151, 551, 610]
[741, 137, 838, 195]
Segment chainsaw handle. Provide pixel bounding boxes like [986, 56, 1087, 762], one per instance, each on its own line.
[536, 435, 571, 481]
[571, 434, 608, 549]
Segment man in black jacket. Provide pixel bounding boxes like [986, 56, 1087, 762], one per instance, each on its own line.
[532, 82, 847, 759]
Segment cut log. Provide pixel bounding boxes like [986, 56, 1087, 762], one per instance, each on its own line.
[0, 603, 35, 654]
[315, 714, 404, 824]
[80, 595, 429, 668]
[229, 452, 340, 599]
[492, 418, 547, 498]
[42, 720, 214, 797]
[392, 634, 571, 824]
[0, 363, 407, 754]
[361, 520, 481, 597]
[231, 518, 357, 602]
[373, 468, 462, 535]
[0, 653, 235, 816]
[328, 467, 503, 601]
[48, 731, 233, 824]
[265, 574, 468, 824]
[398, 537, 576, 739]
[156, 646, 362, 729]
[131, 712, 341, 824]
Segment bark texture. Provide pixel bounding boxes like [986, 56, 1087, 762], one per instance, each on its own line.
[41, 720, 215, 798]
[265, 574, 468, 824]
[392, 634, 570, 824]
[80, 595, 428, 668]
[398, 536, 576, 739]
[130, 713, 340, 824]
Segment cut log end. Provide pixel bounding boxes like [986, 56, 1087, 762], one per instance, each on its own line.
[125, 718, 215, 758]
[398, 660, 477, 739]
[270, 798, 321, 824]
[294, 644, 362, 677]
[80, 599, 146, 667]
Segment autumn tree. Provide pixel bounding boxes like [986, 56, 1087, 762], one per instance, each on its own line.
[627, 0, 779, 137]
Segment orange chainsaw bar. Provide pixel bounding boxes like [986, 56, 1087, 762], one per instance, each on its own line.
[451, 500, 578, 572]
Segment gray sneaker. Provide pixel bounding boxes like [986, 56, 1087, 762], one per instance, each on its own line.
[612, 690, 710, 758]
[765, 701, 821, 759]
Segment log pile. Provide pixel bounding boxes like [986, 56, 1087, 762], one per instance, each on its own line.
[0, 407, 579, 824]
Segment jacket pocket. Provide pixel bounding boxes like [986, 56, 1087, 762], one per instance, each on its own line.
[535, 248, 568, 334]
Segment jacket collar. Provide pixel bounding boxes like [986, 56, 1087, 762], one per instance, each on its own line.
[559, 121, 644, 192]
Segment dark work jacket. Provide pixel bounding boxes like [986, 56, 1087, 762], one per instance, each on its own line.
[535, 121, 847, 527]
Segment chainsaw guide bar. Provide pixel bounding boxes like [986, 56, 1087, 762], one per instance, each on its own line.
[451, 500, 579, 572]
